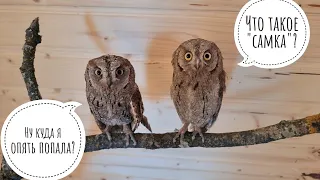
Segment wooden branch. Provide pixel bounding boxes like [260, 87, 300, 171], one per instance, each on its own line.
[1, 17, 320, 180]
[19, 17, 42, 101]
[1, 17, 42, 180]
[2, 16, 43, 180]
[85, 115, 320, 151]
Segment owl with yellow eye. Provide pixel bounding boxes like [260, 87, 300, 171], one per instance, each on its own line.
[170, 38, 226, 145]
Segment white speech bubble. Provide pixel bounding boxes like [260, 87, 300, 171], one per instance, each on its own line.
[234, 0, 310, 69]
[1, 99, 86, 180]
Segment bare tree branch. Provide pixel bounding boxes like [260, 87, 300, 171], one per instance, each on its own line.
[85, 115, 320, 151]
[1, 17, 42, 180]
[19, 17, 42, 101]
[1, 17, 320, 180]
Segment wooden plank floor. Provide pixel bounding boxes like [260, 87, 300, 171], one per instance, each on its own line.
[0, 1, 320, 179]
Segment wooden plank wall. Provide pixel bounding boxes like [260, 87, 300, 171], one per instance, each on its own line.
[0, 1, 319, 179]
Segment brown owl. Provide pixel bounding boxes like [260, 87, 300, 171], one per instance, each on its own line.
[85, 55, 152, 146]
[170, 38, 226, 145]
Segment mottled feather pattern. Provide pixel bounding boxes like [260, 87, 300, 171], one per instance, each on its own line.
[85, 55, 152, 146]
[130, 84, 152, 132]
[85, 38, 225, 146]
[170, 38, 226, 144]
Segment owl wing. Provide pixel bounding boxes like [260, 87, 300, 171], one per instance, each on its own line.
[203, 70, 227, 132]
[88, 108, 105, 131]
[202, 92, 223, 132]
[170, 82, 185, 123]
[130, 84, 152, 132]
[170, 72, 189, 125]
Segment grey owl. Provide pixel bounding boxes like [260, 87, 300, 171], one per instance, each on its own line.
[170, 38, 226, 144]
[85, 55, 152, 146]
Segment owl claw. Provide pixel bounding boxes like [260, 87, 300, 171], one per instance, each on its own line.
[200, 134, 204, 143]
[191, 132, 196, 141]
[178, 140, 189, 148]
[192, 133, 205, 143]
[125, 134, 137, 146]
[192, 127, 205, 143]
[102, 126, 112, 143]
[125, 135, 130, 147]
[173, 123, 189, 144]
[173, 132, 189, 147]
[173, 131, 184, 143]
[130, 134, 137, 146]
[180, 134, 187, 145]
[173, 133, 180, 143]
[106, 132, 112, 142]
[123, 124, 137, 147]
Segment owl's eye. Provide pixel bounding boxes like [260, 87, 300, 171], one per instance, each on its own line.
[95, 69, 102, 76]
[204, 52, 211, 60]
[184, 52, 192, 61]
[116, 67, 124, 76]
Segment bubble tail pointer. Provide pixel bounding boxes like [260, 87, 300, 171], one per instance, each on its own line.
[238, 57, 253, 67]
[63, 101, 82, 112]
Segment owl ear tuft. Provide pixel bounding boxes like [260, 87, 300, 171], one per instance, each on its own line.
[84, 67, 89, 80]
[171, 48, 180, 67]
[88, 59, 96, 67]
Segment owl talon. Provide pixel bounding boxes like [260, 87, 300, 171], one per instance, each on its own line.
[173, 123, 189, 144]
[173, 133, 180, 143]
[125, 135, 130, 147]
[179, 140, 189, 148]
[191, 132, 197, 141]
[200, 133, 204, 143]
[123, 124, 137, 146]
[102, 126, 112, 142]
[173, 131, 184, 143]
[179, 133, 186, 145]
[130, 134, 137, 146]
[173, 132, 188, 147]
[192, 127, 205, 143]
[124, 134, 137, 146]
[106, 132, 112, 142]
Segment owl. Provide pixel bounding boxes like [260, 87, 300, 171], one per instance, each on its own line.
[85, 55, 152, 146]
[170, 38, 226, 145]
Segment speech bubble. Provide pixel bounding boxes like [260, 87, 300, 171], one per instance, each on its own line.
[234, 0, 310, 69]
[1, 99, 86, 180]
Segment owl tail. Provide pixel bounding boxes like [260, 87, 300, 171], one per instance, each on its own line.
[141, 116, 152, 132]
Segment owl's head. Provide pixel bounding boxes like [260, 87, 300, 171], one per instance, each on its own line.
[85, 55, 135, 92]
[172, 38, 223, 73]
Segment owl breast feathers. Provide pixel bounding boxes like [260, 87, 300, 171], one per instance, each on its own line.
[170, 38, 226, 144]
[84, 55, 151, 146]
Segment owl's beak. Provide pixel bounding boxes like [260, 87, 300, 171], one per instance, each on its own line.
[195, 59, 200, 69]
[102, 74, 112, 88]
[106, 77, 112, 87]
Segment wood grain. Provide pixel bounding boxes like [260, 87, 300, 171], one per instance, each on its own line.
[1, 0, 320, 14]
[0, 1, 319, 180]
